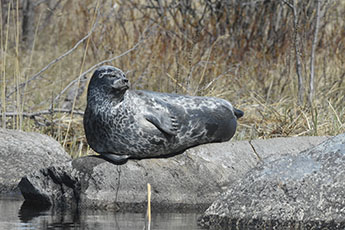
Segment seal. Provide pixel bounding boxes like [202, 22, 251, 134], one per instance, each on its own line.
[83, 65, 244, 164]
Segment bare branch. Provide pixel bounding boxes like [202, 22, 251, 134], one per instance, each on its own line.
[282, 0, 304, 105]
[292, 3, 304, 105]
[3, 108, 84, 128]
[3, 108, 84, 117]
[51, 39, 144, 108]
[309, 0, 321, 105]
[51, 24, 154, 108]
[6, 8, 101, 98]
[281, 0, 293, 9]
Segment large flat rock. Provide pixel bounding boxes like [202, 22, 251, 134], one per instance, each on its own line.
[0, 128, 71, 194]
[18, 136, 327, 211]
[199, 133, 345, 229]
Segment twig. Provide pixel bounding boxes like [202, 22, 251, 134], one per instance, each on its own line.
[309, 0, 321, 105]
[281, 0, 293, 9]
[51, 26, 150, 108]
[4, 109, 83, 128]
[62, 0, 101, 148]
[166, 73, 188, 93]
[3, 108, 84, 117]
[1, 2, 12, 128]
[51, 40, 143, 107]
[6, 9, 101, 98]
[328, 100, 343, 127]
[195, 35, 230, 95]
[282, 0, 304, 105]
[197, 68, 233, 94]
[146, 183, 152, 230]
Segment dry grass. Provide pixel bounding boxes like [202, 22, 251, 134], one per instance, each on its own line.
[0, 0, 344, 157]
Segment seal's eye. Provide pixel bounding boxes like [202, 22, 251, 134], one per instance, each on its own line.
[97, 70, 111, 79]
[103, 72, 117, 79]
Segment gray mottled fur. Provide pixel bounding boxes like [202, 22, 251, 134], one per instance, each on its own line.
[84, 66, 243, 163]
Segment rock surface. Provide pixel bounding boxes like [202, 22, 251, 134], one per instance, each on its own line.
[18, 136, 327, 211]
[0, 128, 71, 194]
[199, 133, 345, 229]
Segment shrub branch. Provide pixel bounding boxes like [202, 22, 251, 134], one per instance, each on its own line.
[6, 9, 101, 98]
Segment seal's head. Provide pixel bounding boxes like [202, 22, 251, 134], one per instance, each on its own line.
[88, 66, 130, 96]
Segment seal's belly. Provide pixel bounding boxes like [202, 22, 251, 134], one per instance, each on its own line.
[86, 91, 237, 158]
[108, 111, 233, 158]
[101, 115, 219, 157]
[104, 117, 168, 157]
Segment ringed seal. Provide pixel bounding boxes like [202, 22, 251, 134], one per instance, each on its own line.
[83, 65, 244, 164]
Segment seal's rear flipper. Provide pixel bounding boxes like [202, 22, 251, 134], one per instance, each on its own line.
[100, 153, 129, 165]
[234, 108, 244, 119]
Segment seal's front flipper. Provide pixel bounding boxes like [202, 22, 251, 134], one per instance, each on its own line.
[144, 114, 178, 136]
[100, 153, 129, 165]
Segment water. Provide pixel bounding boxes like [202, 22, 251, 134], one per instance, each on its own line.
[0, 196, 205, 230]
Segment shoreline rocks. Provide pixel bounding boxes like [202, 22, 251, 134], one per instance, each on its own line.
[17, 135, 328, 211]
[199, 133, 345, 229]
[4, 126, 343, 229]
[0, 128, 71, 194]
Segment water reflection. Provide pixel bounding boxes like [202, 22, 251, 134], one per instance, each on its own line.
[0, 196, 204, 230]
[19, 200, 51, 222]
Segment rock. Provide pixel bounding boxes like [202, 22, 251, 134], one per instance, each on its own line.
[0, 128, 71, 194]
[199, 133, 345, 229]
[18, 136, 327, 211]
[249, 136, 330, 161]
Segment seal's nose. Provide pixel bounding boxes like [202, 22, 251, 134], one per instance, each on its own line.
[234, 108, 244, 119]
[121, 78, 130, 89]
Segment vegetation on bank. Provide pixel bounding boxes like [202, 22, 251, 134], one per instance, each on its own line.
[0, 0, 344, 157]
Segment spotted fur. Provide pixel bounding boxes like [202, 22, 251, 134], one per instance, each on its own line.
[83, 66, 243, 163]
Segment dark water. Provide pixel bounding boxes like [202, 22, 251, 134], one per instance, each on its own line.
[0, 196, 204, 230]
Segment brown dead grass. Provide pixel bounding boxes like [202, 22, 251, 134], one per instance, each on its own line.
[0, 0, 344, 157]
